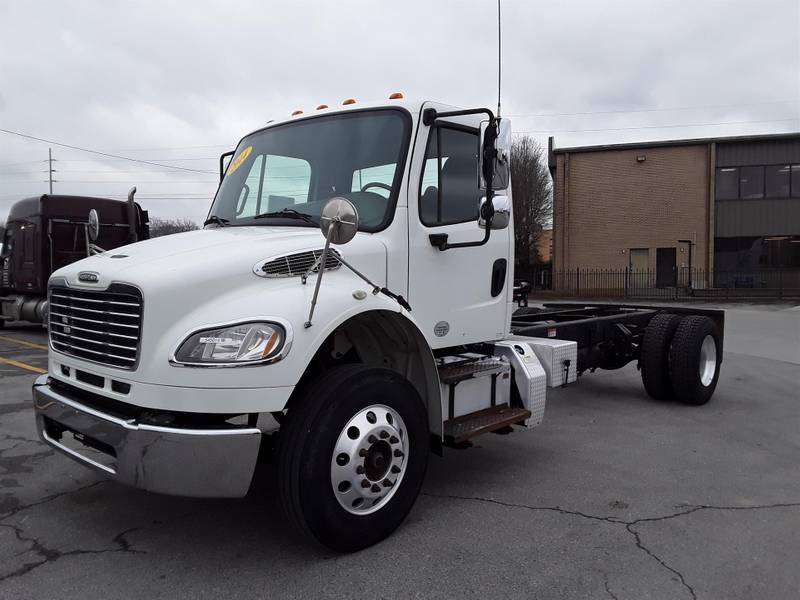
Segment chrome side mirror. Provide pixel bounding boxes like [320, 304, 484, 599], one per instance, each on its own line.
[320, 197, 359, 245]
[87, 209, 100, 242]
[479, 118, 512, 191]
[479, 195, 510, 230]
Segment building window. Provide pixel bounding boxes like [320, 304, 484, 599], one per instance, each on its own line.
[715, 167, 739, 200]
[739, 166, 764, 199]
[765, 165, 791, 198]
[629, 248, 648, 271]
[792, 165, 800, 197]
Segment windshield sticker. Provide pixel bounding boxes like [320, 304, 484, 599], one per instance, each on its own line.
[227, 146, 253, 176]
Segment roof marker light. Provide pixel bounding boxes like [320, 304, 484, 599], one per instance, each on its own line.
[316, 104, 329, 110]
[291, 110, 303, 116]
[342, 98, 357, 105]
[389, 92, 404, 99]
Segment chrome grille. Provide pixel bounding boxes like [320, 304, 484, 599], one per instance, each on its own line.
[261, 249, 341, 278]
[48, 284, 142, 369]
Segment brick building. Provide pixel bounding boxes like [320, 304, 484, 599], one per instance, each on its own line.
[548, 133, 800, 287]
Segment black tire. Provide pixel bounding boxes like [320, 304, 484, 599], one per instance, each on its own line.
[669, 316, 722, 405]
[277, 364, 429, 552]
[640, 313, 683, 400]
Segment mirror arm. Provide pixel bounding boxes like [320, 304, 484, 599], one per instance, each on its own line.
[422, 107, 495, 126]
[219, 151, 234, 184]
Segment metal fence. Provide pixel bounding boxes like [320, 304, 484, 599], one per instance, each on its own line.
[515, 267, 800, 300]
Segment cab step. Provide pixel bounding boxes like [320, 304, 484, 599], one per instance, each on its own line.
[443, 404, 531, 444]
[437, 355, 508, 385]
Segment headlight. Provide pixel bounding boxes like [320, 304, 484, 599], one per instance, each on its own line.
[172, 321, 288, 366]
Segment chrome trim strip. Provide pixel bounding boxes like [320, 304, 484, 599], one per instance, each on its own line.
[49, 302, 140, 318]
[169, 317, 294, 368]
[51, 331, 138, 352]
[50, 322, 138, 340]
[50, 293, 139, 307]
[50, 311, 140, 329]
[41, 429, 117, 474]
[51, 340, 137, 362]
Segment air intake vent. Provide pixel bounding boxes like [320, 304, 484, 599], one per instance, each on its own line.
[258, 249, 341, 278]
[49, 284, 142, 370]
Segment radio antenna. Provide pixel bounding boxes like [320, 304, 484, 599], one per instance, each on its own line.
[497, 0, 502, 118]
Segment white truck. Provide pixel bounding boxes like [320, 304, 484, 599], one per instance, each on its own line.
[32, 97, 724, 551]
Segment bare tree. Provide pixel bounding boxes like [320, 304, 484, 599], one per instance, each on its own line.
[148, 217, 199, 237]
[510, 136, 553, 269]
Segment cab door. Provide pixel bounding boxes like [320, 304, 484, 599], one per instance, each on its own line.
[407, 114, 512, 348]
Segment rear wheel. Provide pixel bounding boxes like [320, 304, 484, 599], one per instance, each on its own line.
[640, 313, 683, 400]
[277, 365, 429, 552]
[669, 316, 721, 405]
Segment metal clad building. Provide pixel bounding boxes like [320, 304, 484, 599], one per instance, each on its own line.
[549, 132, 800, 284]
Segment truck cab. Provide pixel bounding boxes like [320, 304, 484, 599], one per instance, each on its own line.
[32, 98, 724, 552]
[1, 194, 149, 326]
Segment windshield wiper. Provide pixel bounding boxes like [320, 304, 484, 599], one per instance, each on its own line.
[203, 215, 229, 227]
[253, 208, 316, 224]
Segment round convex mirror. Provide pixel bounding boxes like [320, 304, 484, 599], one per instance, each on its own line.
[320, 197, 359, 245]
[87, 209, 100, 242]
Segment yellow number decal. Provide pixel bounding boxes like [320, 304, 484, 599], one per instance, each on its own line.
[227, 146, 253, 176]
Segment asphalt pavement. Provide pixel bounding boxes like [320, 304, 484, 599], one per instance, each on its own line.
[1, 304, 798, 599]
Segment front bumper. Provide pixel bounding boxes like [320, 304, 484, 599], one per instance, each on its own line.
[32, 375, 261, 498]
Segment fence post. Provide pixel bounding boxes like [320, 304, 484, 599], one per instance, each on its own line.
[576, 268, 580, 297]
[624, 267, 628, 299]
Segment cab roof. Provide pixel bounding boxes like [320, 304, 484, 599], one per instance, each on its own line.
[6, 195, 130, 223]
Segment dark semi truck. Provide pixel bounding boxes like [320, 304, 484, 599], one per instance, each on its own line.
[0, 191, 148, 326]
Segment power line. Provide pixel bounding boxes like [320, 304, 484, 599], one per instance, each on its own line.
[0, 128, 216, 174]
[507, 99, 799, 119]
[516, 117, 800, 134]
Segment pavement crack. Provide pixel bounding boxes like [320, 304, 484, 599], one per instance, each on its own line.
[626, 522, 696, 600]
[0, 521, 145, 583]
[602, 573, 620, 600]
[424, 492, 800, 600]
[421, 492, 625, 524]
[0, 480, 107, 521]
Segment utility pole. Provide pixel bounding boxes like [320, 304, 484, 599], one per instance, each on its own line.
[48, 147, 54, 194]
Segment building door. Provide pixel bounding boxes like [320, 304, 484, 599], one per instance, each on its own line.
[656, 247, 676, 287]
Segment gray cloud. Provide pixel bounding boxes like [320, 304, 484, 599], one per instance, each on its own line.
[1, 0, 798, 222]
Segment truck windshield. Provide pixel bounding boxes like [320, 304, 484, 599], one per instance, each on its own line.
[208, 109, 410, 232]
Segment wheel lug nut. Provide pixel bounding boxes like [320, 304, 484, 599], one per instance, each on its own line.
[368, 435, 378, 444]
[389, 435, 399, 444]
[382, 479, 393, 487]
[358, 448, 368, 457]
[356, 465, 365, 474]
[379, 430, 389, 439]
[391, 465, 401, 474]
[394, 449, 403, 457]
[361, 480, 370, 488]
[371, 484, 381, 493]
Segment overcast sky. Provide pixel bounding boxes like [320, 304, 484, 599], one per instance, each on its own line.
[1, 0, 798, 223]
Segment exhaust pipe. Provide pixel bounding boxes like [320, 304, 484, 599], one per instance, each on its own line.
[127, 186, 138, 243]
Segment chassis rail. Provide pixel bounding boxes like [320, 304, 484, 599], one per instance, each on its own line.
[511, 302, 725, 375]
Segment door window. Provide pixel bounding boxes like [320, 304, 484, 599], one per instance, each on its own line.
[419, 127, 480, 226]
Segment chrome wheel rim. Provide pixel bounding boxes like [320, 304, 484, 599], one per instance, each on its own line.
[330, 404, 409, 515]
[699, 335, 717, 387]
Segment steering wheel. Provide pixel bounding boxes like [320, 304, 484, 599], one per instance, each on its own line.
[360, 182, 392, 193]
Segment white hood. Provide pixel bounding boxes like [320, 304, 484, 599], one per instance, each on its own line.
[52, 226, 387, 294]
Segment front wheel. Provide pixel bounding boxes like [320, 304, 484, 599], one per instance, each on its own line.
[277, 365, 429, 552]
